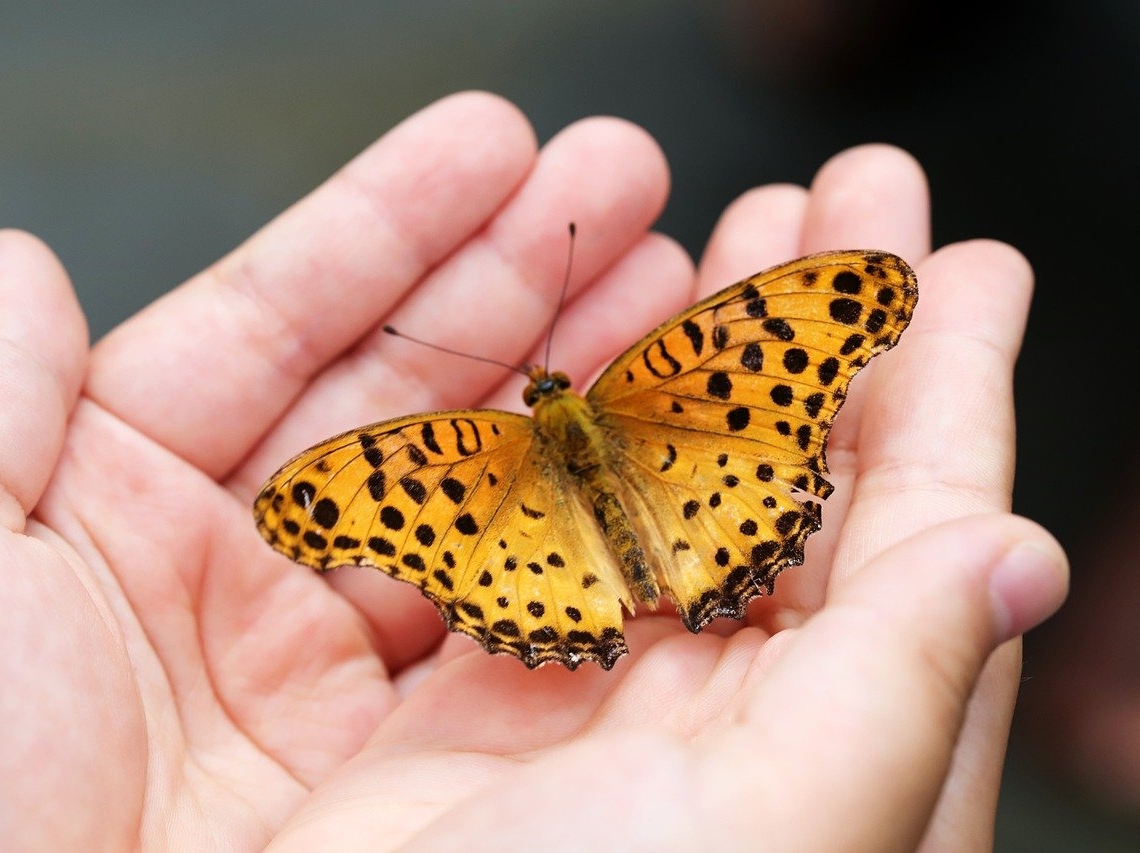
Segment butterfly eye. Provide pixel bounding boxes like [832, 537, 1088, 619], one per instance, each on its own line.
[522, 372, 571, 406]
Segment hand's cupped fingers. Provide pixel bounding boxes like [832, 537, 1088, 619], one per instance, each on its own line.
[712, 513, 1067, 849]
[356, 115, 672, 412]
[0, 230, 88, 530]
[88, 91, 538, 481]
[361, 515, 1067, 850]
[232, 115, 670, 498]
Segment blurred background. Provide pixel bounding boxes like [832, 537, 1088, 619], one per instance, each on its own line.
[3, 1, 1138, 847]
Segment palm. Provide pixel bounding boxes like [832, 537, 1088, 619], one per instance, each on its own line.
[3, 92, 1062, 851]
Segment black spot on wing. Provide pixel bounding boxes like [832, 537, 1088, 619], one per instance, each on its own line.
[367, 470, 386, 501]
[762, 318, 794, 341]
[770, 385, 794, 407]
[380, 506, 405, 530]
[707, 372, 733, 400]
[311, 498, 340, 529]
[818, 357, 840, 386]
[421, 423, 443, 454]
[726, 406, 750, 431]
[830, 298, 862, 325]
[441, 477, 466, 504]
[740, 342, 763, 372]
[400, 477, 427, 504]
[681, 319, 704, 356]
[804, 393, 826, 419]
[782, 348, 808, 374]
[840, 333, 865, 355]
[291, 481, 316, 509]
[832, 270, 863, 294]
[368, 536, 396, 557]
[520, 503, 545, 519]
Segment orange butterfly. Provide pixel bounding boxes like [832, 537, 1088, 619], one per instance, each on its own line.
[254, 249, 917, 670]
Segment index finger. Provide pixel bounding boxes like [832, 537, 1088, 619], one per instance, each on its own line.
[87, 91, 538, 480]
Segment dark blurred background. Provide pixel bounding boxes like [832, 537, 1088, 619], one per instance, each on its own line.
[3, 1, 1138, 847]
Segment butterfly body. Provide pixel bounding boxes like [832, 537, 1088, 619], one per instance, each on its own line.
[526, 367, 661, 608]
[255, 250, 918, 670]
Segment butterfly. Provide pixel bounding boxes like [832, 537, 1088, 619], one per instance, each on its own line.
[254, 249, 918, 670]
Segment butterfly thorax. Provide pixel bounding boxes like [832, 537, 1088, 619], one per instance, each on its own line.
[526, 366, 661, 607]
[527, 372, 604, 477]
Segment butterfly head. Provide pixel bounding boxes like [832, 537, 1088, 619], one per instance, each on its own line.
[522, 367, 572, 407]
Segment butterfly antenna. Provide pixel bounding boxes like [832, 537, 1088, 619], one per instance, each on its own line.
[382, 325, 528, 376]
[543, 222, 576, 371]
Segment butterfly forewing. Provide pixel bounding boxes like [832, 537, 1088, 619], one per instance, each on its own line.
[254, 410, 633, 670]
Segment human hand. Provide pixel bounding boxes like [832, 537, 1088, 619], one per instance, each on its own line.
[1, 91, 1067, 850]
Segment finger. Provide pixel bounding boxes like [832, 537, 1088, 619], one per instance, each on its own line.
[88, 91, 539, 480]
[480, 232, 695, 411]
[842, 239, 1033, 567]
[232, 115, 671, 496]
[695, 183, 809, 295]
[0, 230, 88, 531]
[716, 513, 1068, 850]
[799, 143, 932, 263]
[795, 144, 931, 445]
[918, 644, 1023, 849]
[375, 114, 672, 393]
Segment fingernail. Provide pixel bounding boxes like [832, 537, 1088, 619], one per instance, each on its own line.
[989, 540, 1068, 641]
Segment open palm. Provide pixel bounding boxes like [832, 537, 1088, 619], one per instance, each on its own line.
[2, 92, 1066, 851]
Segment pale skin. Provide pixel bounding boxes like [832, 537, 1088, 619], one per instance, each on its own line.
[0, 91, 1068, 850]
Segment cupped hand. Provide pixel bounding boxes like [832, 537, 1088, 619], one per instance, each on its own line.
[0, 92, 1067, 851]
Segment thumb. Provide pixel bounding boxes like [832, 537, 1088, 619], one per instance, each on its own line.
[715, 512, 1069, 851]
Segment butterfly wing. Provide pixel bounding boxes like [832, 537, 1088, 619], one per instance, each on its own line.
[587, 250, 918, 630]
[254, 411, 634, 669]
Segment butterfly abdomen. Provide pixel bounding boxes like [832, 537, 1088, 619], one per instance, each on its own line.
[589, 489, 659, 606]
[531, 383, 661, 607]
